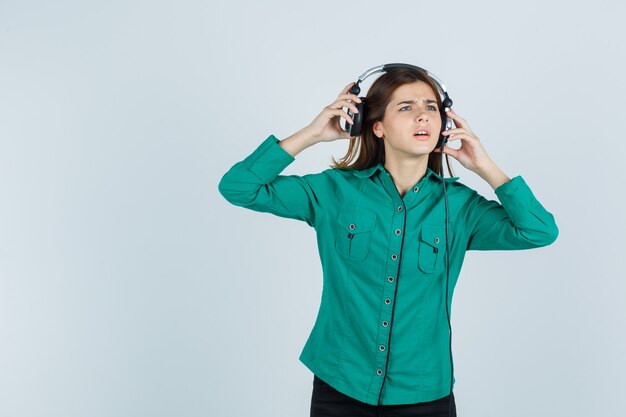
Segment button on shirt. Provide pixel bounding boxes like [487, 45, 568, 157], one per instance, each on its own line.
[218, 135, 559, 406]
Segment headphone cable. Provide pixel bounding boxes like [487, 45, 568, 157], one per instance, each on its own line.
[440, 148, 455, 417]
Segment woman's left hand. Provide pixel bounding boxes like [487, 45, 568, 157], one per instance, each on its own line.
[433, 108, 493, 173]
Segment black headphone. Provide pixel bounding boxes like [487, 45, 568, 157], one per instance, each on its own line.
[342, 63, 454, 149]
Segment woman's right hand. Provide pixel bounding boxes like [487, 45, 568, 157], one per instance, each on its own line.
[304, 82, 362, 143]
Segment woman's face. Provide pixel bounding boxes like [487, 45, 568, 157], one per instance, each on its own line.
[372, 81, 442, 160]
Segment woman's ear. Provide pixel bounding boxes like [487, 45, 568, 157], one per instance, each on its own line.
[373, 121, 384, 139]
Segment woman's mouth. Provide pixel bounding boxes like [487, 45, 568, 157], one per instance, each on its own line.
[414, 130, 431, 141]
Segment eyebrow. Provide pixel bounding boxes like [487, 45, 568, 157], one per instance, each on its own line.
[395, 99, 437, 106]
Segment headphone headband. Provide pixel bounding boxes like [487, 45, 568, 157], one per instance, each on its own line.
[351, 63, 450, 105]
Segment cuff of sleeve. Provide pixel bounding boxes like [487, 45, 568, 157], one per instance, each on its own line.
[247, 134, 296, 183]
[494, 176, 539, 222]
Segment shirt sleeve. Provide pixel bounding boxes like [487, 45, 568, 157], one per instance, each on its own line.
[217, 134, 320, 227]
[465, 176, 559, 250]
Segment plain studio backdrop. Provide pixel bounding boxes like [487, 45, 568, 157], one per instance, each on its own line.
[1, 1, 624, 416]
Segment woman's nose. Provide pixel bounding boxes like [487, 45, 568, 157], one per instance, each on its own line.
[415, 112, 429, 122]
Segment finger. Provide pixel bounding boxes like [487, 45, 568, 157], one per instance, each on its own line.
[329, 99, 359, 114]
[445, 108, 469, 129]
[328, 108, 353, 124]
[336, 118, 353, 137]
[441, 128, 468, 136]
[441, 133, 479, 145]
[445, 108, 464, 122]
[433, 145, 459, 159]
[444, 124, 475, 137]
[340, 93, 362, 102]
[340, 82, 356, 96]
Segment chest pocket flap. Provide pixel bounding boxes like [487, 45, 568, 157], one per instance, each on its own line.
[335, 211, 377, 260]
[418, 225, 447, 273]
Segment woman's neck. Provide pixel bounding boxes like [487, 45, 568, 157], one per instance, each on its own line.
[383, 155, 429, 198]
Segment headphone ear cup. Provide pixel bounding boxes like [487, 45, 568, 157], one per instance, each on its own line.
[436, 95, 454, 147]
[436, 109, 449, 148]
[347, 97, 365, 137]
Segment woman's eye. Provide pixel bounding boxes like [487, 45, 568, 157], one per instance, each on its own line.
[400, 105, 437, 111]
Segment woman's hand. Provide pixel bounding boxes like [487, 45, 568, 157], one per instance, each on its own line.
[304, 82, 362, 143]
[433, 108, 494, 173]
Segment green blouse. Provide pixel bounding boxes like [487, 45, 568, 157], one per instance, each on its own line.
[218, 134, 559, 405]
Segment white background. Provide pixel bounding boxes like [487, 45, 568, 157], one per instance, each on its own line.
[1, 1, 624, 416]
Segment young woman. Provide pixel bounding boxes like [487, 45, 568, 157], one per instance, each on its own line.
[218, 66, 559, 417]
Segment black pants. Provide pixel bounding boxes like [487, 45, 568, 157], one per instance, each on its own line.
[310, 375, 456, 417]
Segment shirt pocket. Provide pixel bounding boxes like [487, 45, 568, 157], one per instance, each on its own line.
[418, 224, 447, 274]
[335, 211, 377, 261]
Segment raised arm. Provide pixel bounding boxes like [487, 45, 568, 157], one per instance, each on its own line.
[433, 108, 558, 250]
[218, 132, 320, 226]
[465, 176, 559, 250]
[218, 82, 363, 226]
